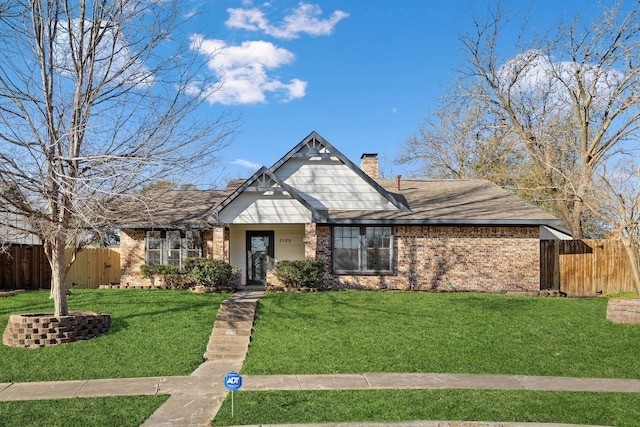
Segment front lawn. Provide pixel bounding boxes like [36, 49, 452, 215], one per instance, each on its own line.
[0, 395, 168, 427]
[211, 389, 640, 427]
[0, 289, 227, 382]
[243, 291, 640, 378]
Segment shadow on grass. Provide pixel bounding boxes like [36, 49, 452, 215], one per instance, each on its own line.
[256, 291, 540, 324]
[455, 294, 538, 311]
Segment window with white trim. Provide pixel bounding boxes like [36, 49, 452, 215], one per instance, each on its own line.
[332, 226, 392, 273]
[145, 230, 202, 269]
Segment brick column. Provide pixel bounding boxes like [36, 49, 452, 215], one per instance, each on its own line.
[120, 230, 145, 286]
[304, 223, 317, 260]
[211, 226, 228, 261]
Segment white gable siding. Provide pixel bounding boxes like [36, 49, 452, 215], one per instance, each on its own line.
[275, 159, 398, 210]
[217, 192, 312, 224]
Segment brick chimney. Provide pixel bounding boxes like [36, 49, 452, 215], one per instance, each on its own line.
[360, 153, 378, 179]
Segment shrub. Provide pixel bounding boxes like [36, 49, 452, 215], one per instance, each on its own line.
[139, 264, 183, 288]
[184, 258, 235, 292]
[275, 260, 325, 289]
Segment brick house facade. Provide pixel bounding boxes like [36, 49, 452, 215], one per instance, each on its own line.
[119, 132, 567, 291]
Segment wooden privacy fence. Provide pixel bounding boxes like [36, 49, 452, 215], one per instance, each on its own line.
[541, 239, 636, 296]
[0, 246, 120, 290]
[0, 244, 50, 290]
[65, 247, 120, 289]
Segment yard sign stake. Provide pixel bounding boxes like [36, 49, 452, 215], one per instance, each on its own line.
[223, 371, 242, 417]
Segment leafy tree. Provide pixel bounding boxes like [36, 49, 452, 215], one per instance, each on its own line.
[0, 0, 235, 315]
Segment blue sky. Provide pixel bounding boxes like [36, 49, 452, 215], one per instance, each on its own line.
[181, 0, 609, 188]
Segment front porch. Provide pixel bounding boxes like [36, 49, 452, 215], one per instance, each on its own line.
[220, 223, 318, 286]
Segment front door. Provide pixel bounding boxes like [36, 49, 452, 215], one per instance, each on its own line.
[246, 231, 274, 284]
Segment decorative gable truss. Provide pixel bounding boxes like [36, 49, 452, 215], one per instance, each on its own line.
[290, 133, 335, 159]
[271, 131, 410, 212]
[210, 167, 325, 224]
[210, 131, 410, 225]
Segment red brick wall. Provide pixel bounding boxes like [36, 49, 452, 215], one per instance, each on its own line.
[205, 227, 227, 261]
[316, 225, 540, 292]
[120, 230, 146, 286]
[304, 223, 317, 260]
[120, 229, 219, 287]
[122, 225, 541, 291]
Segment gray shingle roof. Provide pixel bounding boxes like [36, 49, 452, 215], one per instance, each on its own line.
[119, 177, 558, 228]
[119, 182, 242, 229]
[325, 178, 559, 225]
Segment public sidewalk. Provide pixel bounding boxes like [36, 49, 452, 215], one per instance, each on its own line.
[3, 371, 640, 401]
[2, 371, 639, 426]
[2, 287, 640, 426]
[0, 372, 640, 401]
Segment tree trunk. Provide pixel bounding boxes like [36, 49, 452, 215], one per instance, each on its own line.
[622, 242, 640, 296]
[50, 237, 69, 316]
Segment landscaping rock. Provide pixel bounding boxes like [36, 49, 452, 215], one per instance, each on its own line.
[2, 311, 110, 349]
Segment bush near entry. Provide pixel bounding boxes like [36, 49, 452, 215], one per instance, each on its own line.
[275, 260, 324, 289]
[139, 259, 235, 291]
[139, 264, 182, 288]
[184, 258, 235, 291]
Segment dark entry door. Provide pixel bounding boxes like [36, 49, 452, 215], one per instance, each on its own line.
[246, 231, 274, 284]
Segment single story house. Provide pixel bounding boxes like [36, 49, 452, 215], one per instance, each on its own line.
[120, 131, 568, 292]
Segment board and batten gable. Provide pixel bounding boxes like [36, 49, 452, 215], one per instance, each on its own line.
[274, 157, 399, 211]
[215, 170, 314, 224]
[216, 192, 313, 224]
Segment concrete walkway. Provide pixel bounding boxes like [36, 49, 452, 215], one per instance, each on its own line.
[2, 287, 640, 427]
[141, 287, 265, 427]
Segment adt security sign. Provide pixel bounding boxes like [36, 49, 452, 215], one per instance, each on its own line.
[224, 371, 242, 392]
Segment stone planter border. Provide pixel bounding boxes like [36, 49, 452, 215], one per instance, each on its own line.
[606, 299, 640, 324]
[0, 290, 25, 298]
[2, 311, 110, 349]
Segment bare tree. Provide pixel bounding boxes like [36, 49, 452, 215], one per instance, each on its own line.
[397, 96, 526, 188]
[419, 1, 640, 238]
[0, 1, 235, 316]
[582, 159, 640, 294]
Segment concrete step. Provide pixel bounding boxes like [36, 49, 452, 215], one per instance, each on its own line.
[204, 351, 246, 361]
[218, 305, 256, 313]
[211, 327, 253, 336]
[218, 303, 256, 311]
[214, 320, 253, 329]
[216, 309, 256, 319]
[207, 342, 248, 353]
[220, 298, 258, 310]
[216, 311, 254, 322]
[209, 335, 251, 345]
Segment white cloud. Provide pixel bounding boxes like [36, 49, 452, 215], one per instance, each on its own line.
[226, 3, 349, 40]
[188, 3, 346, 105]
[498, 50, 624, 111]
[231, 159, 262, 171]
[190, 35, 307, 105]
[54, 18, 153, 87]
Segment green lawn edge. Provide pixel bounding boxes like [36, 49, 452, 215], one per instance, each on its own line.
[211, 389, 640, 427]
[242, 291, 640, 379]
[0, 289, 227, 382]
[0, 395, 169, 427]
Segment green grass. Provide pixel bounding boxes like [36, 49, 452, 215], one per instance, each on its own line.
[211, 389, 640, 426]
[243, 291, 640, 378]
[0, 395, 169, 427]
[0, 289, 227, 382]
